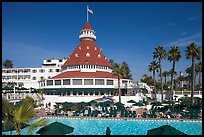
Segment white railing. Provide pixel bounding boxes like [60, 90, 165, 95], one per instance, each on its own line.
[173, 90, 202, 95]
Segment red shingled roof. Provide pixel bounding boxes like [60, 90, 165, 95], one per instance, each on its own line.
[83, 22, 93, 30]
[51, 70, 118, 79]
[62, 40, 111, 67]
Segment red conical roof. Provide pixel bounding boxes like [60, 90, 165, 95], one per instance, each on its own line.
[83, 22, 93, 30]
[62, 40, 111, 67]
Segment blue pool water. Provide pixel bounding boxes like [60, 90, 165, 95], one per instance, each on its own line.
[2, 118, 202, 135]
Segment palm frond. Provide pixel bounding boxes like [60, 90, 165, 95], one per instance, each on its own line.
[28, 118, 47, 135]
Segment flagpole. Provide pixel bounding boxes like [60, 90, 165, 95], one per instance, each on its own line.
[87, 5, 88, 22]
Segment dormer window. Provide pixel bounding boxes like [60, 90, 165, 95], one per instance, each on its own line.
[94, 47, 97, 50]
[87, 46, 89, 49]
[97, 54, 101, 58]
[79, 47, 81, 50]
[105, 57, 107, 60]
[86, 53, 90, 57]
[75, 53, 79, 57]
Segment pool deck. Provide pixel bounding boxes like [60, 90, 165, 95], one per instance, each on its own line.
[38, 115, 202, 122]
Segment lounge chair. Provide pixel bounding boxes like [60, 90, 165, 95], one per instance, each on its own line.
[132, 111, 137, 118]
[125, 110, 129, 117]
[142, 112, 148, 118]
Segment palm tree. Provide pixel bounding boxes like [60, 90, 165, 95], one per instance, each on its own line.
[162, 71, 169, 83]
[185, 42, 201, 105]
[153, 46, 166, 102]
[196, 62, 202, 86]
[2, 98, 47, 135]
[148, 61, 159, 101]
[168, 46, 181, 100]
[3, 59, 13, 68]
[112, 63, 124, 103]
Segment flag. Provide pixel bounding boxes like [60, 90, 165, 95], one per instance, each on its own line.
[87, 7, 93, 14]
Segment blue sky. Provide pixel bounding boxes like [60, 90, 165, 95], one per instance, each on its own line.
[2, 2, 202, 82]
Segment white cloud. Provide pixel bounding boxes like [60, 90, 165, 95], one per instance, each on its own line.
[188, 15, 200, 21]
[165, 32, 202, 47]
[181, 32, 187, 36]
[143, 22, 176, 32]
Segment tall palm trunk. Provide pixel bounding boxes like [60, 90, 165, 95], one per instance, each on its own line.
[191, 57, 195, 105]
[164, 76, 167, 83]
[199, 72, 201, 85]
[159, 59, 164, 102]
[118, 77, 121, 103]
[153, 71, 157, 101]
[170, 61, 175, 101]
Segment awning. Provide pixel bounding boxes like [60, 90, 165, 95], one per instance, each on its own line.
[42, 88, 114, 93]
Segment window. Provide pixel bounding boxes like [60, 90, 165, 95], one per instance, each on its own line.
[95, 79, 104, 85]
[55, 80, 61, 85]
[87, 46, 89, 49]
[63, 79, 70, 85]
[47, 60, 51, 62]
[84, 79, 93, 85]
[40, 69, 44, 73]
[107, 80, 113, 85]
[48, 76, 51, 79]
[73, 79, 82, 85]
[59, 59, 62, 62]
[40, 77, 44, 81]
[86, 53, 90, 57]
[32, 77, 36, 80]
[56, 69, 60, 72]
[49, 69, 53, 72]
[122, 80, 128, 84]
[32, 70, 37, 73]
[97, 54, 101, 58]
[47, 80, 53, 86]
[75, 53, 79, 57]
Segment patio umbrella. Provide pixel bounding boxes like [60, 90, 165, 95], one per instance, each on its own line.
[152, 102, 163, 106]
[77, 101, 87, 106]
[180, 100, 192, 106]
[103, 100, 113, 105]
[36, 121, 74, 135]
[132, 102, 144, 106]
[195, 102, 202, 107]
[88, 100, 97, 105]
[96, 102, 106, 107]
[127, 100, 136, 103]
[162, 101, 175, 105]
[147, 125, 187, 135]
[106, 127, 111, 135]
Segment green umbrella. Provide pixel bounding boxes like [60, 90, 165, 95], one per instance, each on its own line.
[103, 100, 113, 105]
[133, 102, 144, 106]
[62, 102, 75, 107]
[195, 102, 202, 107]
[2, 86, 13, 90]
[162, 101, 175, 105]
[114, 102, 124, 106]
[77, 101, 87, 106]
[152, 102, 163, 106]
[180, 100, 192, 106]
[96, 102, 106, 107]
[88, 100, 97, 105]
[106, 127, 111, 135]
[147, 125, 187, 135]
[36, 121, 74, 135]
[127, 100, 136, 103]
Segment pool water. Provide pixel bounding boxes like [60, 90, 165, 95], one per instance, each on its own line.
[2, 118, 202, 135]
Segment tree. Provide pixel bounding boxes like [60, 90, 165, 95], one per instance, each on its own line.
[112, 63, 124, 103]
[140, 74, 154, 86]
[2, 98, 47, 135]
[185, 42, 201, 105]
[109, 59, 115, 69]
[162, 71, 169, 83]
[3, 59, 13, 68]
[148, 61, 159, 101]
[196, 62, 202, 86]
[168, 46, 181, 100]
[153, 46, 166, 102]
[121, 61, 132, 79]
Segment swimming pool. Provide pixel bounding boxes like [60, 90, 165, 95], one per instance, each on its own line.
[2, 117, 202, 135]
